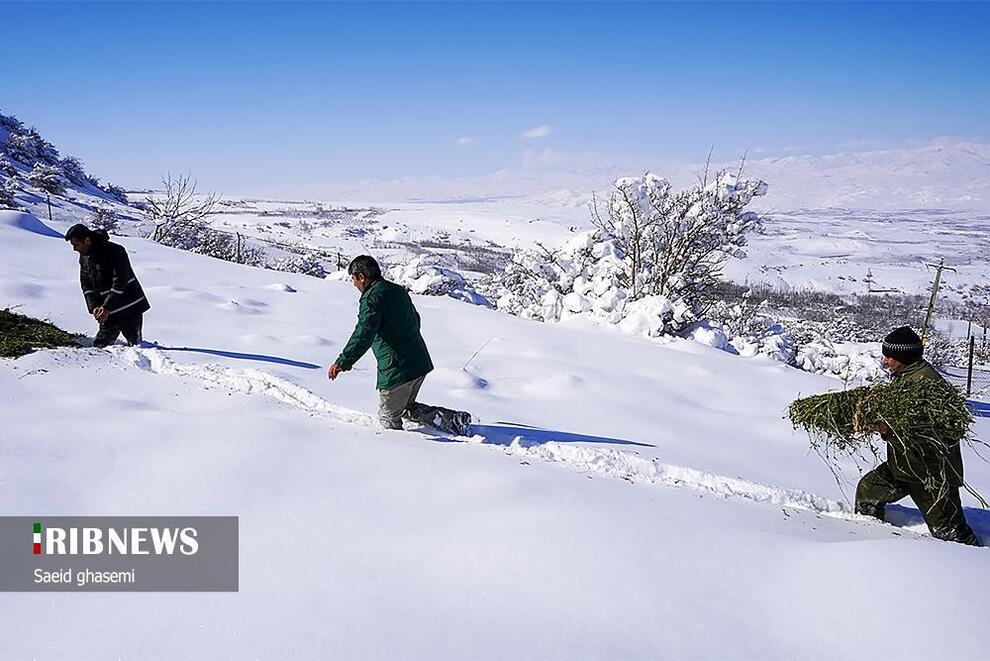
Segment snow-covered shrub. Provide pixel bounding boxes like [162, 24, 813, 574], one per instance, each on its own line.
[487, 169, 765, 339]
[487, 231, 692, 337]
[924, 330, 971, 369]
[592, 170, 765, 314]
[794, 341, 884, 386]
[271, 253, 327, 278]
[705, 300, 796, 362]
[387, 255, 490, 306]
[27, 163, 66, 196]
[88, 203, 119, 233]
[685, 320, 734, 352]
[155, 220, 267, 266]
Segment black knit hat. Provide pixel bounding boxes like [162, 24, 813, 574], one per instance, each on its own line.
[882, 326, 924, 365]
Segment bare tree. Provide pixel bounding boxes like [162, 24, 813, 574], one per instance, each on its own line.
[145, 172, 219, 244]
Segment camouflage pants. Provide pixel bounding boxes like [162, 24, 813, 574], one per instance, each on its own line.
[855, 462, 981, 546]
[378, 375, 469, 433]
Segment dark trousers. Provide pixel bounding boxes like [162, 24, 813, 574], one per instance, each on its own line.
[93, 312, 144, 348]
[855, 462, 980, 546]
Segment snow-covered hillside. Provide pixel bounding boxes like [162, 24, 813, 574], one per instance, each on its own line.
[3, 209, 989, 659]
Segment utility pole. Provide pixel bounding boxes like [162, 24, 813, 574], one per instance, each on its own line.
[921, 257, 956, 343]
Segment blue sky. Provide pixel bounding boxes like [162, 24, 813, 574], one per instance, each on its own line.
[5, 1, 988, 194]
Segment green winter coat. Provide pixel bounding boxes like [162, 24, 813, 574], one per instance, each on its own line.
[882, 359, 966, 486]
[335, 279, 434, 390]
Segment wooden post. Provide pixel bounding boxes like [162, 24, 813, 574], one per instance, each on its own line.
[46, 193, 52, 222]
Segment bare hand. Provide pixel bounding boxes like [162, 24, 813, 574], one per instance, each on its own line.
[874, 423, 891, 435]
[328, 363, 344, 380]
[93, 307, 109, 323]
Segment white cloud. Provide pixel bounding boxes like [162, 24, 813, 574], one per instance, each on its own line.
[456, 136, 476, 146]
[520, 124, 552, 139]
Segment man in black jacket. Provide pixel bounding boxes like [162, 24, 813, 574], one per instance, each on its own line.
[65, 224, 151, 347]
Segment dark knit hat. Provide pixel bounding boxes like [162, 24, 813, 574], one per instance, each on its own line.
[882, 326, 924, 364]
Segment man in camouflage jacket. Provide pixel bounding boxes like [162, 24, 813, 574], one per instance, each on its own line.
[855, 326, 980, 546]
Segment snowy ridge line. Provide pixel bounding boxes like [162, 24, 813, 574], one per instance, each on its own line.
[111, 346, 856, 520]
[504, 440, 854, 517]
[112, 346, 375, 427]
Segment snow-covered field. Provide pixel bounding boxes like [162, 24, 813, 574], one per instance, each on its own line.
[3, 208, 989, 659]
[11, 140, 990, 301]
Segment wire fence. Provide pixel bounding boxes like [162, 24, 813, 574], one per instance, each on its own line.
[941, 364, 990, 396]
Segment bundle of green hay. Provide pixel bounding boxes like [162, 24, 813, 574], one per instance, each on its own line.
[789, 378, 973, 452]
[0, 308, 81, 358]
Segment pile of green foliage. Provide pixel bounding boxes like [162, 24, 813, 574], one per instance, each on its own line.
[0, 308, 81, 358]
[789, 379, 973, 453]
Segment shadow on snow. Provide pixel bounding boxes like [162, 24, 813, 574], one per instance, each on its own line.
[421, 421, 655, 449]
[144, 341, 321, 370]
[885, 503, 990, 545]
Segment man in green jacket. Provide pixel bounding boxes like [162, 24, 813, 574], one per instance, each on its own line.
[329, 255, 472, 436]
[855, 326, 981, 546]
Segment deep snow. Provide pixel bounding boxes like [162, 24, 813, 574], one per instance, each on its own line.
[2, 210, 989, 660]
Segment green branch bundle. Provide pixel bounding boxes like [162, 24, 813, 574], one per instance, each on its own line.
[789, 379, 973, 454]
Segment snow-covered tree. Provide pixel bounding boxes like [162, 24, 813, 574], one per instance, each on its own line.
[103, 182, 129, 204]
[27, 163, 66, 196]
[28, 163, 67, 221]
[0, 152, 18, 178]
[6, 128, 60, 166]
[88, 203, 119, 233]
[4, 132, 36, 164]
[59, 156, 88, 186]
[0, 176, 18, 209]
[0, 112, 25, 133]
